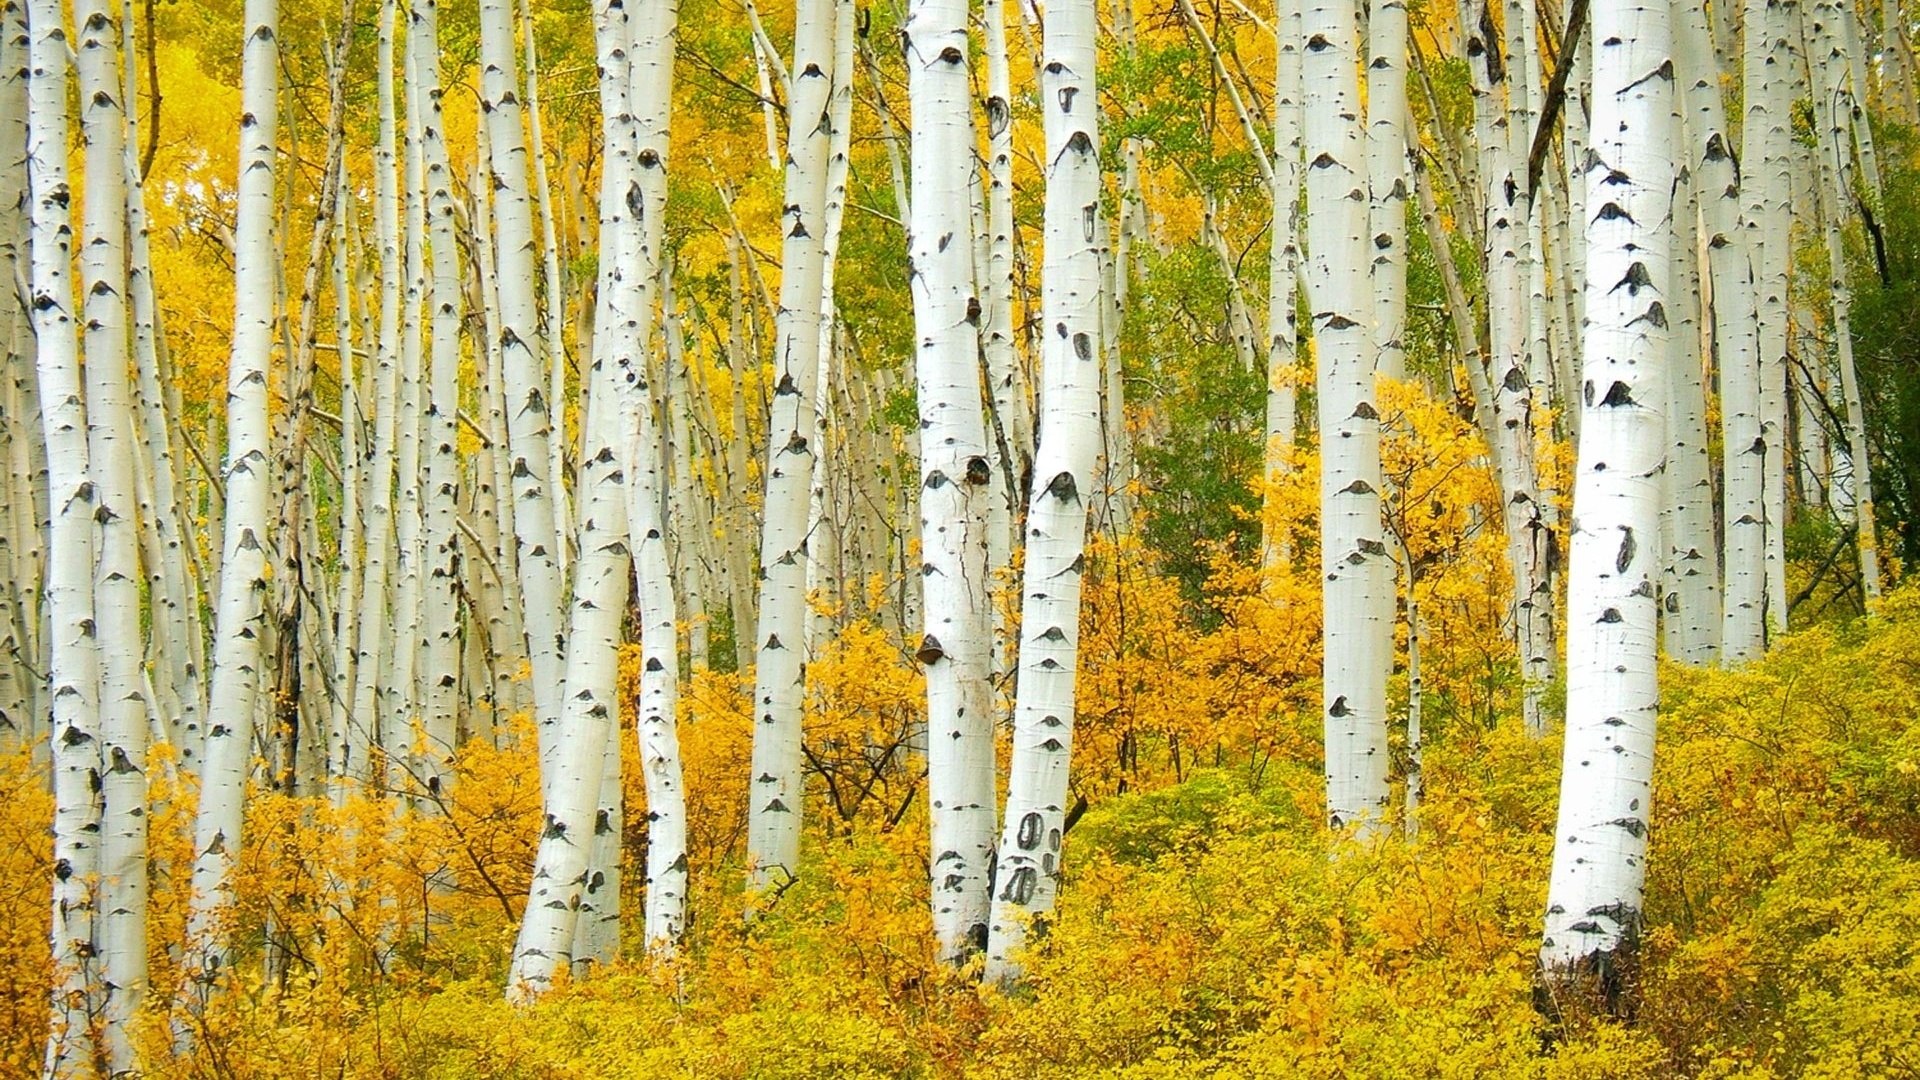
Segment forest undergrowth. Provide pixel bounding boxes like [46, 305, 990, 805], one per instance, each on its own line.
[4, 535, 1918, 1078]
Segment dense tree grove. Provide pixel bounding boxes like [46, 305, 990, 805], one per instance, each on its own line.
[1, 0, 1918, 1071]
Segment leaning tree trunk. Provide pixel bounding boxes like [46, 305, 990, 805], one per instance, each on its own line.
[28, 0, 105, 1067]
[1540, 0, 1674, 999]
[905, 0, 997, 964]
[1305, 0, 1390, 830]
[183, 0, 278, 1030]
[745, 0, 837, 896]
[984, 0, 1103, 987]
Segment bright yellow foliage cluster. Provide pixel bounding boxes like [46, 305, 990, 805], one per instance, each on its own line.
[7, 445, 1920, 1072]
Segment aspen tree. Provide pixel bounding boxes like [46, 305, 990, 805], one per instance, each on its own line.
[904, 0, 997, 963]
[184, 0, 278, 1010]
[746, 0, 836, 896]
[481, 0, 567, 765]
[1661, 126, 1720, 665]
[1541, 0, 1674, 989]
[1465, 0, 1557, 734]
[73, 1, 150, 1064]
[29, 0, 106, 1065]
[414, 0, 463, 793]
[626, 0, 689, 955]
[122, 0, 202, 769]
[982, 0, 1030, 613]
[522, 0, 572, 586]
[985, 0, 1103, 984]
[351, 0, 403, 783]
[1741, 0, 1793, 643]
[1264, 0, 1303, 570]
[388, 31, 428, 790]
[1305, 0, 1391, 827]
[507, 0, 637, 995]
[1367, 0, 1408, 383]
[0, 0, 31, 748]
[1806, 0, 1880, 600]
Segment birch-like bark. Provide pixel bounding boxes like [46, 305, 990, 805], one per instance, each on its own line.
[350, 0, 402, 784]
[1366, 0, 1408, 383]
[1541, 0, 1673, 982]
[1738, 0, 1792, 650]
[746, 0, 836, 895]
[75, 2, 149, 1064]
[982, 0, 1030, 613]
[481, 0, 567, 769]
[390, 32, 427, 789]
[0, 0, 32, 750]
[1660, 119, 1720, 665]
[522, 0, 572, 588]
[1672, 0, 1762, 661]
[1306, 0, 1390, 828]
[905, 0, 997, 963]
[626, 0, 689, 956]
[1807, 0, 1881, 600]
[507, 0, 637, 994]
[184, 0, 278, 999]
[1467, 1, 1556, 735]
[1745, 0, 1793, 642]
[414, 0, 462, 793]
[985, 0, 1102, 985]
[29, 0, 105, 1065]
[329, 172, 361, 807]
[1263, 0, 1302, 570]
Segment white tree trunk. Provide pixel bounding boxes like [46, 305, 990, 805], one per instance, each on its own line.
[1541, 0, 1673, 979]
[1366, 0, 1408, 383]
[746, 0, 836, 895]
[0, 0, 29, 752]
[508, 3, 640, 988]
[1806, 0, 1881, 600]
[1306, 0, 1390, 829]
[984, 0, 1103, 985]
[1467, 0, 1556, 736]
[28, 0, 105, 1065]
[626, 0, 689, 957]
[481, 0, 567, 771]
[982, 0, 1030, 642]
[350, 0, 402, 787]
[75, 3, 148, 1066]
[1742, 0, 1792, 643]
[1660, 134, 1720, 665]
[413, 0, 462, 795]
[506, 319, 630, 999]
[905, 0, 997, 963]
[523, 0, 572, 590]
[185, 0, 277, 1001]
[1263, 0, 1302, 570]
